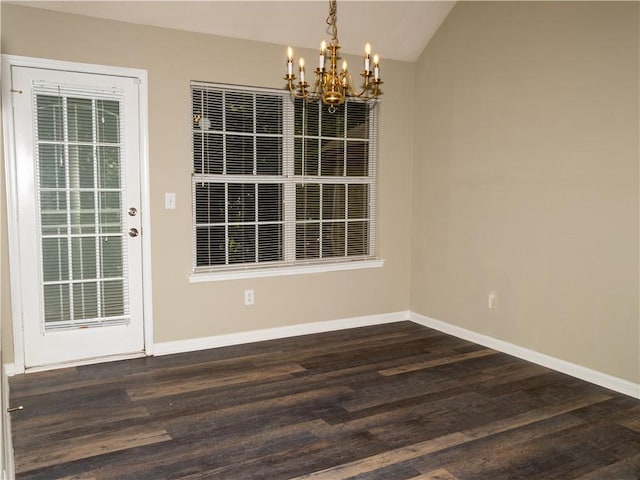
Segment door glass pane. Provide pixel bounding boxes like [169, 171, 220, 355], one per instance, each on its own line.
[67, 98, 93, 143]
[35, 92, 128, 329]
[96, 100, 120, 144]
[43, 284, 70, 323]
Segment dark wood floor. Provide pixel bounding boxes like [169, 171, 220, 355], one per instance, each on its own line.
[9, 321, 640, 479]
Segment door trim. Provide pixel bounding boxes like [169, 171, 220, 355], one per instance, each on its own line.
[1, 55, 154, 373]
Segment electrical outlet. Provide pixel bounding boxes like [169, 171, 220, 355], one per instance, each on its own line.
[488, 291, 497, 310]
[244, 289, 254, 306]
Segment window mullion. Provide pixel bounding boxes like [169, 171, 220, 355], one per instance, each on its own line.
[283, 97, 296, 264]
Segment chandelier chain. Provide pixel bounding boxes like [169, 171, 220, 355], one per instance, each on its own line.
[327, 0, 339, 46]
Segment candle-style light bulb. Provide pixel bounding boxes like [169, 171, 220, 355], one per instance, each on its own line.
[319, 40, 327, 70]
[286, 46, 293, 76]
[364, 43, 372, 74]
[373, 54, 380, 81]
[299, 58, 306, 83]
[342, 60, 348, 72]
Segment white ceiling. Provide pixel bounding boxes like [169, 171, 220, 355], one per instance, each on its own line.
[9, 1, 456, 62]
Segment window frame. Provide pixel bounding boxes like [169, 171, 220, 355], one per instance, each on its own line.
[189, 82, 384, 283]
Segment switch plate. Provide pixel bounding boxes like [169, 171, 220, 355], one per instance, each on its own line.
[165, 192, 176, 209]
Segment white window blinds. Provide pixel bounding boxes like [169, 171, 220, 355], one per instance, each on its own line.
[191, 82, 377, 273]
[34, 84, 129, 329]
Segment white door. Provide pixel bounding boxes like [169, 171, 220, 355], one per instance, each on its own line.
[8, 65, 145, 368]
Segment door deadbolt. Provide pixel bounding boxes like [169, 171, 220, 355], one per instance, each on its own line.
[128, 207, 137, 217]
[128, 227, 140, 237]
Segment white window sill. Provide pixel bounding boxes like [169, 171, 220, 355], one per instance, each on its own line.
[188, 258, 385, 283]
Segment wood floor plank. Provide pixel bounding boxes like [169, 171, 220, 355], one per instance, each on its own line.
[10, 321, 640, 480]
[379, 349, 499, 376]
[289, 432, 472, 480]
[418, 469, 460, 480]
[126, 362, 307, 400]
[14, 423, 171, 472]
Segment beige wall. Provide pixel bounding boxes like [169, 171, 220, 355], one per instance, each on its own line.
[0, 4, 413, 356]
[2, 2, 638, 388]
[411, 1, 639, 383]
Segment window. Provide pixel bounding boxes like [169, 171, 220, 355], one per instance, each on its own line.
[191, 82, 379, 279]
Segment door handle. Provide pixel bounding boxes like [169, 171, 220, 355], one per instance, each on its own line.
[128, 227, 140, 238]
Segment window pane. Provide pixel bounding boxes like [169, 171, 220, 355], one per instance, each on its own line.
[37, 95, 64, 142]
[258, 224, 282, 262]
[42, 237, 69, 282]
[321, 139, 344, 176]
[296, 184, 320, 221]
[346, 141, 368, 176]
[67, 97, 94, 143]
[38, 144, 66, 188]
[68, 145, 96, 189]
[196, 226, 225, 266]
[97, 146, 121, 189]
[73, 282, 98, 320]
[229, 225, 256, 264]
[258, 184, 282, 222]
[256, 137, 281, 175]
[228, 183, 255, 223]
[99, 192, 121, 234]
[43, 284, 70, 323]
[296, 222, 319, 259]
[347, 221, 369, 256]
[193, 89, 223, 131]
[347, 102, 369, 139]
[101, 236, 123, 278]
[322, 184, 345, 221]
[256, 95, 282, 135]
[226, 135, 254, 175]
[193, 132, 223, 174]
[195, 183, 225, 224]
[348, 184, 369, 219]
[40, 191, 67, 236]
[322, 222, 345, 258]
[295, 100, 319, 137]
[294, 138, 319, 176]
[102, 280, 125, 317]
[321, 103, 345, 138]
[71, 236, 97, 280]
[96, 99, 120, 144]
[69, 191, 96, 235]
[225, 92, 254, 134]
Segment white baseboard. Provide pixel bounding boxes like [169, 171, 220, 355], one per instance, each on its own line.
[154, 310, 411, 356]
[410, 312, 640, 400]
[2, 366, 14, 379]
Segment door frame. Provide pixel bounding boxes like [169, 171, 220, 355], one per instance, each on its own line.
[1, 55, 154, 373]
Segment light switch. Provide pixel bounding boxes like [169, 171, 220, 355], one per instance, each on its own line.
[165, 192, 176, 209]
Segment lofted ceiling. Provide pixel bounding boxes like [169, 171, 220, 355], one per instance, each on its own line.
[8, 1, 456, 62]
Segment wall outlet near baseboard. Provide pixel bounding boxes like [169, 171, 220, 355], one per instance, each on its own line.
[488, 291, 497, 310]
[244, 289, 254, 306]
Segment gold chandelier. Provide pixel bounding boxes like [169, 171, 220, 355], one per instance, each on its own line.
[284, 0, 382, 111]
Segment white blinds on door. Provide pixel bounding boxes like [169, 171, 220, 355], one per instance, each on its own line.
[33, 83, 130, 330]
